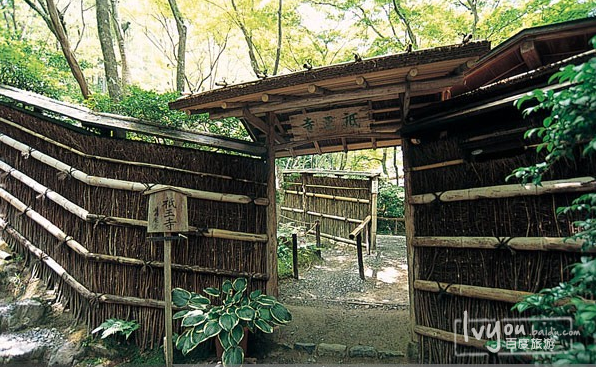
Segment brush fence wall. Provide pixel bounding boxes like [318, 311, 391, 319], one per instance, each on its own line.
[0, 105, 268, 348]
[403, 104, 595, 363]
[280, 171, 377, 247]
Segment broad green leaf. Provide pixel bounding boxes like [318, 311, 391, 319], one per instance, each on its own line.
[222, 280, 233, 294]
[218, 330, 232, 350]
[176, 330, 190, 350]
[270, 303, 292, 324]
[219, 312, 239, 332]
[257, 308, 272, 321]
[173, 310, 189, 320]
[256, 295, 276, 306]
[232, 278, 247, 292]
[230, 324, 244, 344]
[204, 320, 222, 338]
[249, 289, 262, 300]
[236, 305, 256, 321]
[189, 295, 211, 307]
[222, 346, 244, 366]
[204, 287, 220, 297]
[172, 288, 191, 307]
[181, 310, 207, 327]
[254, 318, 273, 333]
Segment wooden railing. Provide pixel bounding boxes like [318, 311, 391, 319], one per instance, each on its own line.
[349, 215, 372, 280]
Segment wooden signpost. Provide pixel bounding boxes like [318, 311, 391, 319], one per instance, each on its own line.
[145, 187, 189, 367]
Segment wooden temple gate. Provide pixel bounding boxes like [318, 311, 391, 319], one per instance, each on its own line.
[169, 17, 596, 363]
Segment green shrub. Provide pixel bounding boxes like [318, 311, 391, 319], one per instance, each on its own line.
[377, 181, 405, 234]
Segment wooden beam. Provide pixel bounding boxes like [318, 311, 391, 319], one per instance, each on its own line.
[341, 138, 348, 153]
[275, 138, 402, 157]
[221, 101, 246, 109]
[414, 280, 532, 304]
[402, 139, 418, 343]
[242, 109, 286, 143]
[307, 84, 331, 95]
[371, 138, 377, 149]
[410, 176, 596, 204]
[265, 120, 279, 296]
[452, 58, 478, 75]
[355, 76, 369, 88]
[207, 75, 465, 119]
[406, 68, 418, 81]
[313, 141, 322, 154]
[520, 40, 542, 69]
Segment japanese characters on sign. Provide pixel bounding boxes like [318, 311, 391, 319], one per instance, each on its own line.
[289, 106, 372, 141]
[146, 188, 189, 233]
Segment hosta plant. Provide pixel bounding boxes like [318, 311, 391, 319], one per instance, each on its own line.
[172, 277, 292, 365]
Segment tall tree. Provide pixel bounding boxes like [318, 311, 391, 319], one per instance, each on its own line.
[166, 0, 187, 92]
[109, 0, 130, 87]
[23, 0, 91, 98]
[272, 0, 282, 75]
[96, 0, 121, 100]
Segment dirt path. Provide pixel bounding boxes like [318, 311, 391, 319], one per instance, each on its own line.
[263, 235, 412, 363]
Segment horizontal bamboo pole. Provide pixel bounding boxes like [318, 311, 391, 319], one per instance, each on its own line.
[414, 325, 488, 351]
[0, 160, 268, 243]
[412, 236, 590, 252]
[280, 206, 362, 224]
[0, 188, 269, 279]
[0, 187, 89, 255]
[285, 190, 370, 204]
[0, 117, 265, 186]
[409, 159, 465, 172]
[410, 177, 596, 204]
[0, 218, 167, 309]
[414, 280, 532, 304]
[0, 250, 12, 260]
[377, 216, 405, 222]
[349, 215, 372, 239]
[320, 232, 357, 246]
[305, 184, 369, 191]
[0, 133, 268, 206]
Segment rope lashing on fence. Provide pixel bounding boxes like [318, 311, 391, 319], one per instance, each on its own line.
[430, 191, 445, 205]
[0, 167, 16, 180]
[18, 205, 33, 217]
[21, 147, 35, 159]
[59, 235, 74, 248]
[495, 237, 516, 255]
[57, 167, 78, 181]
[436, 281, 455, 301]
[35, 188, 52, 201]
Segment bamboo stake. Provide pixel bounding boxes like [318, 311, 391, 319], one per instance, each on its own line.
[370, 177, 378, 250]
[0, 218, 168, 309]
[412, 236, 590, 252]
[414, 280, 533, 304]
[356, 233, 365, 280]
[0, 133, 268, 205]
[285, 190, 370, 204]
[409, 159, 465, 172]
[319, 232, 357, 246]
[0, 250, 12, 260]
[0, 117, 265, 186]
[0, 188, 268, 279]
[304, 184, 369, 190]
[0, 160, 268, 243]
[414, 325, 488, 351]
[349, 215, 371, 239]
[410, 177, 596, 204]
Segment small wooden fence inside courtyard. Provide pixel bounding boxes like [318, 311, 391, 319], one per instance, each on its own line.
[279, 169, 379, 251]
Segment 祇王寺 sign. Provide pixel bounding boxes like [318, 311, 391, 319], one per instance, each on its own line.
[289, 106, 372, 141]
[145, 187, 189, 233]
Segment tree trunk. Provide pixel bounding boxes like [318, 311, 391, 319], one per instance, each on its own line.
[393, 146, 399, 184]
[381, 148, 388, 176]
[272, 0, 282, 76]
[45, 0, 91, 99]
[109, 0, 131, 88]
[231, 0, 262, 76]
[392, 0, 417, 49]
[96, 0, 121, 100]
[167, 0, 187, 92]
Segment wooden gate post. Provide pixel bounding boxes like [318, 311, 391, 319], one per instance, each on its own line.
[145, 187, 189, 367]
[370, 176, 379, 251]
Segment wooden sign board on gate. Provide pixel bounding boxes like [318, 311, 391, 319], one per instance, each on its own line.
[289, 106, 372, 141]
[144, 187, 189, 233]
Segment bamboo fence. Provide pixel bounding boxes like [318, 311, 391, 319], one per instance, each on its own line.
[280, 171, 375, 246]
[0, 106, 269, 349]
[404, 110, 595, 363]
